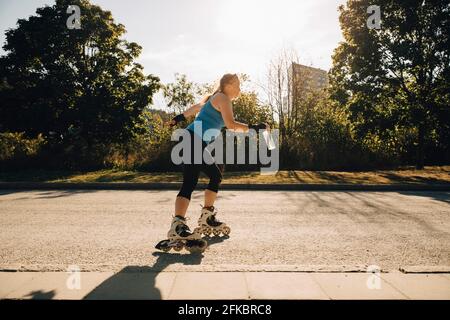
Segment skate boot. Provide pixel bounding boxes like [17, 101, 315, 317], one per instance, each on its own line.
[194, 206, 231, 237]
[167, 215, 200, 241]
[156, 215, 207, 253]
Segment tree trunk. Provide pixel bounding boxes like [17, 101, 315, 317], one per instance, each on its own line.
[416, 123, 425, 170]
[279, 119, 288, 167]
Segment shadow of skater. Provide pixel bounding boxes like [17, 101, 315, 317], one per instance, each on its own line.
[83, 235, 229, 300]
[24, 290, 56, 300]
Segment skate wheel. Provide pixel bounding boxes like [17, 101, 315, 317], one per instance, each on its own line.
[222, 226, 231, 236]
[204, 228, 212, 236]
[186, 240, 207, 254]
[186, 245, 205, 254]
[156, 240, 171, 252]
[212, 229, 221, 237]
[173, 243, 184, 252]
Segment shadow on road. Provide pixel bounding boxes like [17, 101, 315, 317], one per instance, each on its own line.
[82, 235, 229, 300]
[0, 189, 100, 200]
[0, 190, 28, 197]
[24, 290, 56, 300]
[397, 191, 450, 205]
[0, 189, 178, 200]
[32, 190, 100, 199]
[283, 190, 450, 233]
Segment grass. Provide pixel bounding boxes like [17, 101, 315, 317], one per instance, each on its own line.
[1, 165, 449, 185]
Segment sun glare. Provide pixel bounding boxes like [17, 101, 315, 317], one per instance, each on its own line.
[216, 0, 308, 46]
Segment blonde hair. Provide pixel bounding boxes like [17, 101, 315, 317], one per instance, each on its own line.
[200, 73, 239, 104]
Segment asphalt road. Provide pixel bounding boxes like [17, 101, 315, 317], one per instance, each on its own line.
[0, 190, 449, 272]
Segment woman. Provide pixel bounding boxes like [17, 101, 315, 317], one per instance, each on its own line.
[165, 73, 268, 251]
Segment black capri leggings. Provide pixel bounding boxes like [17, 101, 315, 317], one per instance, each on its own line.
[177, 130, 224, 200]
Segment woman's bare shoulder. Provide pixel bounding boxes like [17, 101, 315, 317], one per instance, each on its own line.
[211, 92, 230, 111]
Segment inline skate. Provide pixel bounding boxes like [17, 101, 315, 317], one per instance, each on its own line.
[155, 215, 207, 253]
[194, 206, 231, 237]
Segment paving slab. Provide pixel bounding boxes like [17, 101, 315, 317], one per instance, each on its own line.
[380, 274, 450, 300]
[168, 272, 249, 300]
[245, 272, 329, 299]
[83, 272, 176, 300]
[440, 274, 450, 282]
[0, 272, 34, 299]
[4, 272, 113, 300]
[311, 273, 407, 300]
[2, 271, 177, 300]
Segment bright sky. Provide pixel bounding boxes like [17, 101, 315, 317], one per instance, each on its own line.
[0, 0, 346, 107]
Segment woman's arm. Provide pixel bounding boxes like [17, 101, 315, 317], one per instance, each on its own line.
[215, 94, 264, 132]
[167, 103, 202, 127]
[182, 103, 203, 118]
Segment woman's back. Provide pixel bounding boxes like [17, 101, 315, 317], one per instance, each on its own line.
[186, 95, 225, 143]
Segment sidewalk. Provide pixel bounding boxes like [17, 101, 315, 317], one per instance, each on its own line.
[1, 272, 450, 300]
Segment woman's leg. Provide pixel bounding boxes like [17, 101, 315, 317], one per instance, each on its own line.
[176, 163, 200, 218]
[202, 162, 223, 207]
[174, 196, 190, 218]
[174, 130, 203, 218]
[204, 189, 217, 208]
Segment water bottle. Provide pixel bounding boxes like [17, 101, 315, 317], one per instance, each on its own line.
[262, 130, 276, 150]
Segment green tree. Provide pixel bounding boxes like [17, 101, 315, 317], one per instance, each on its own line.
[162, 73, 197, 115]
[0, 0, 160, 167]
[232, 91, 272, 125]
[329, 0, 450, 168]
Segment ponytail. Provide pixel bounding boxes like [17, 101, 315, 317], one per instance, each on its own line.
[199, 73, 238, 104]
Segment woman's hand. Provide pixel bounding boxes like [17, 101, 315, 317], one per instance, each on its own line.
[165, 119, 177, 127]
[166, 114, 186, 127]
[249, 122, 270, 131]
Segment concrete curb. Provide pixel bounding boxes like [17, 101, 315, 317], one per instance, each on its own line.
[3, 263, 450, 273]
[400, 266, 450, 273]
[0, 264, 371, 273]
[0, 182, 450, 191]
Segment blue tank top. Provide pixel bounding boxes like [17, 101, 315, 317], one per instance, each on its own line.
[186, 96, 225, 143]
